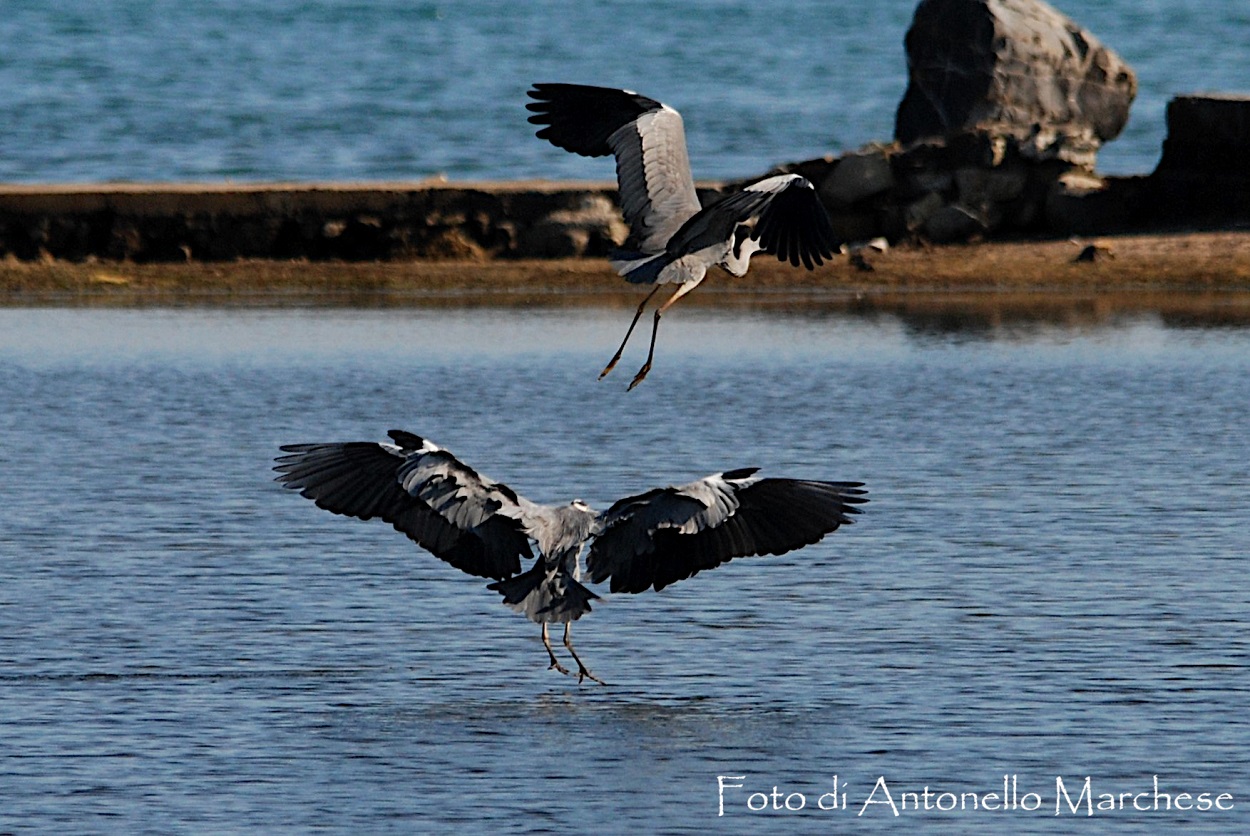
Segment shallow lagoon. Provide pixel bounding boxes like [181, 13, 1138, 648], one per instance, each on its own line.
[1, 306, 1247, 832]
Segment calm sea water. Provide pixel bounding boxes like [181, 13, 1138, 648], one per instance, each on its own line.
[1, 306, 1247, 832]
[1, 0, 1247, 184]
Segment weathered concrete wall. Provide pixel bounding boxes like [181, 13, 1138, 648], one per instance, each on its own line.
[1149, 94, 1250, 225]
[0, 181, 631, 262]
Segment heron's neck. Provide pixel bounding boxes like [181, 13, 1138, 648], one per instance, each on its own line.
[723, 235, 762, 277]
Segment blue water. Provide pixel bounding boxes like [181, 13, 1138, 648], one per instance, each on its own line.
[1, 307, 1248, 832]
[1, 0, 1246, 185]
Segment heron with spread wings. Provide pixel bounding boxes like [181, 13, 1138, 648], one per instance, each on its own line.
[275, 430, 866, 684]
[527, 83, 839, 389]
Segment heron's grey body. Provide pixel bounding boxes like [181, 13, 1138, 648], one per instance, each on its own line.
[488, 501, 599, 625]
[527, 83, 839, 388]
[275, 430, 866, 684]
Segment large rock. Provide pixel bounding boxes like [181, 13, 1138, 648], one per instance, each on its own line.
[895, 0, 1137, 167]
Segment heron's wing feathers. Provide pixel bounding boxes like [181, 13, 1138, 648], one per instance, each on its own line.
[745, 175, 839, 269]
[587, 470, 866, 593]
[274, 430, 532, 581]
[665, 174, 837, 269]
[609, 107, 703, 251]
[527, 83, 701, 253]
[663, 189, 773, 256]
[527, 83, 663, 157]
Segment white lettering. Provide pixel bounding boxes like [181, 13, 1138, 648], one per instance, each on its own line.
[1056, 776, 1093, 816]
[719, 773, 1233, 817]
[1153, 775, 1171, 810]
[717, 776, 744, 817]
[858, 777, 900, 817]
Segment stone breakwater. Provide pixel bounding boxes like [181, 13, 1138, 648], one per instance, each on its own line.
[0, 162, 1245, 266]
[4, 0, 1248, 264]
[1, 82, 1247, 264]
[0, 180, 642, 263]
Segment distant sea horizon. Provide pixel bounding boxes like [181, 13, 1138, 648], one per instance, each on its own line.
[1, 0, 1246, 185]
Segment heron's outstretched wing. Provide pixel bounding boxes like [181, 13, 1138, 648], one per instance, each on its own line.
[527, 82, 702, 253]
[274, 430, 533, 581]
[586, 469, 867, 593]
[673, 174, 837, 269]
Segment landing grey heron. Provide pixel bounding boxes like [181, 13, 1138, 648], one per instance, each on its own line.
[274, 430, 867, 684]
[527, 82, 839, 388]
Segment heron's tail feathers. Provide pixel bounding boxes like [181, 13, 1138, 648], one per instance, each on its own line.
[487, 564, 598, 624]
[610, 249, 676, 284]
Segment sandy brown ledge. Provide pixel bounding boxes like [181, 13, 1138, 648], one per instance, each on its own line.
[4, 231, 1250, 323]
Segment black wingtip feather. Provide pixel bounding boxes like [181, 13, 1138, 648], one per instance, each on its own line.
[753, 178, 838, 270]
[526, 82, 665, 158]
[387, 429, 425, 451]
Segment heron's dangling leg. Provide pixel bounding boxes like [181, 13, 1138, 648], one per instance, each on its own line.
[542, 623, 570, 676]
[600, 285, 661, 380]
[563, 623, 605, 686]
[627, 281, 699, 391]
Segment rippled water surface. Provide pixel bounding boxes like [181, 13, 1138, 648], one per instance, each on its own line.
[2, 307, 1248, 832]
[2, 0, 1247, 182]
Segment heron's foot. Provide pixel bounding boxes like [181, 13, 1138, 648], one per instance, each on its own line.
[577, 666, 607, 686]
[548, 659, 571, 676]
[598, 355, 622, 380]
[626, 362, 652, 391]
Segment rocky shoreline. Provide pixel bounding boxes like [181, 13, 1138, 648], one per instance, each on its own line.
[4, 226, 1249, 323]
[1, 174, 1248, 267]
[3, 1, 1247, 276]
[2, 1, 1248, 314]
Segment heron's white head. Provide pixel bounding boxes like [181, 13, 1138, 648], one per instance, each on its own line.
[570, 499, 593, 512]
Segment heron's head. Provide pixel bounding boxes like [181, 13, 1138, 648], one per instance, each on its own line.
[570, 499, 593, 512]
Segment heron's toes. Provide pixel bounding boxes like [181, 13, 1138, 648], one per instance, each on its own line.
[577, 667, 607, 686]
[627, 365, 651, 391]
[548, 660, 571, 676]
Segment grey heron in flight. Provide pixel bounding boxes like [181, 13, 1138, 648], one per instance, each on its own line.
[527, 82, 839, 389]
[275, 430, 867, 684]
